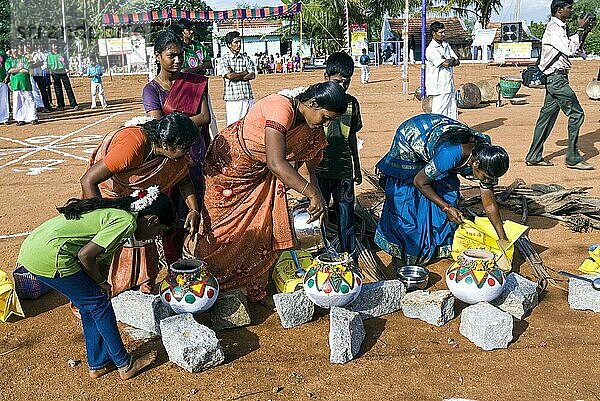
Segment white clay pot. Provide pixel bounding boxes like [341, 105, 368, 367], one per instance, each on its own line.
[302, 253, 363, 308]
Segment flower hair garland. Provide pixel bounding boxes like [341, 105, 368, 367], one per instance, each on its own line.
[278, 86, 306, 98]
[130, 185, 161, 212]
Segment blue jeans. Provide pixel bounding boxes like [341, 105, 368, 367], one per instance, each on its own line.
[34, 270, 130, 370]
[318, 177, 356, 256]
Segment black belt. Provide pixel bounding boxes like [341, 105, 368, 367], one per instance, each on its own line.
[548, 69, 569, 76]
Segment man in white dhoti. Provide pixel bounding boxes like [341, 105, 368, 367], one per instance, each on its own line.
[425, 21, 460, 119]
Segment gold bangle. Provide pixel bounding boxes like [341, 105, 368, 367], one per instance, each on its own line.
[188, 209, 200, 216]
[300, 182, 310, 195]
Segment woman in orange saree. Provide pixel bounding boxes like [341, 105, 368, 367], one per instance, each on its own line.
[194, 82, 348, 301]
[80, 112, 200, 295]
[142, 30, 211, 264]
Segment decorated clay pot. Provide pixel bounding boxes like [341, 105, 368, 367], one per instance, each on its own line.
[302, 253, 363, 308]
[445, 249, 505, 304]
[159, 259, 219, 314]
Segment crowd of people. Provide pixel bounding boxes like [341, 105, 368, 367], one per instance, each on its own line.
[0, 39, 113, 126]
[12, 0, 598, 381]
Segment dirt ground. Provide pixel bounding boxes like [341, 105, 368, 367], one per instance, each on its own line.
[1, 62, 600, 401]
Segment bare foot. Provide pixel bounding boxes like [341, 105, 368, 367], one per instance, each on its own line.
[89, 363, 116, 379]
[118, 351, 157, 380]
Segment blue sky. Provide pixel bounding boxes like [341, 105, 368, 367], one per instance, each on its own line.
[204, 0, 552, 23]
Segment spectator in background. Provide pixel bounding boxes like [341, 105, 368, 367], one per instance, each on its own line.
[213, 52, 222, 76]
[275, 52, 283, 73]
[87, 55, 107, 109]
[359, 48, 370, 84]
[409, 35, 416, 63]
[173, 19, 211, 75]
[31, 43, 53, 112]
[294, 52, 301, 71]
[47, 41, 78, 110]
[425, 21, 460, 119]
[24, 44, 46, 112]
[221, 31, 256, 126]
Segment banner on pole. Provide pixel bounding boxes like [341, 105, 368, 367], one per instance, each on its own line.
[98, 38, 132, 56]
[493, 42, 532, 62]
[472, 29, 496, 47]
[351, 24, 368, 59]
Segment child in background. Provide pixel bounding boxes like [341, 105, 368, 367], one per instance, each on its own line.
[316, 52, 363, 257]
[16, 187, 172, 379]
[87, 55, 107, 109]
[5, 41, 38, 125]
[359, 48, 371, 84]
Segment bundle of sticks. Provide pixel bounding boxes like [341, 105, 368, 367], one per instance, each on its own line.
[464, 178, 600, 233]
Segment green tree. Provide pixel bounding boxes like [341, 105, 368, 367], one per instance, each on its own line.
[570, 0, 600, 54]
[430, 0, 503, 27]
[0, 0, 9, 49]
[526, 0, 600, 55]
[279, 0, 416, 55]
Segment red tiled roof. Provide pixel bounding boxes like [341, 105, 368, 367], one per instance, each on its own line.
[389, 17, 470, 47]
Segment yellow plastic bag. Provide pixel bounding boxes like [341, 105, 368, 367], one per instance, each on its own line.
[0, 270, 24, 322]
[272, 250, 314, 293]
[578, 245, 600, 274]
[452, 217, 529, 271]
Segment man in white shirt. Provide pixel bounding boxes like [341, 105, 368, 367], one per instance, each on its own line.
[425, 21, 460, 119]
[525, 0, 594, 170]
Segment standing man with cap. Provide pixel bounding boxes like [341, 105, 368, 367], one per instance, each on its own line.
[425, 21, 460, 119]
[525, 0, 594, 170]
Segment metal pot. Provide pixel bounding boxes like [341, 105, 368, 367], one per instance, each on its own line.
[290, 203, 325, 252]
[396, 265, 430, 291]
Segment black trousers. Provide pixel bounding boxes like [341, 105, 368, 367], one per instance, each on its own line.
[51, 73, 78, 108]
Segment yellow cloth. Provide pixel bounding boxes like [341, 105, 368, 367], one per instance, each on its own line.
[272, 250, 314, 293]
[579, 246, 600, 274]
[0, 270, 24, 322]
[452, 217, 529, 272]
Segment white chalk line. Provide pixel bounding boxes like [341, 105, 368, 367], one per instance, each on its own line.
[0, 112, 123, 170]
[0, 232, 30, 240]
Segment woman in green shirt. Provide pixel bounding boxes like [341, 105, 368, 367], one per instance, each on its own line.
[17, 187, 174, 380]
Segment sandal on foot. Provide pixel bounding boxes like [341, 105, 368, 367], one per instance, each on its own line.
[525, 160, 554, 167]
[566, 161, 594, 170]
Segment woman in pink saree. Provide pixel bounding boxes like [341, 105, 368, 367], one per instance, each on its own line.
[194, 82, 348, 301]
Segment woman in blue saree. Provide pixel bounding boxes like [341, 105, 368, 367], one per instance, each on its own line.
[375, 114, 509, 269]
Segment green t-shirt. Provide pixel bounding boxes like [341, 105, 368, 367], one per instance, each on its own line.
[315, 94, 363, 179]
[183, 41, 209, 69]
[4, 57, 32, 91]
[0, 51, 7, 82]
[46, 52, 67, 72]
[17, 209, 137, 278]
